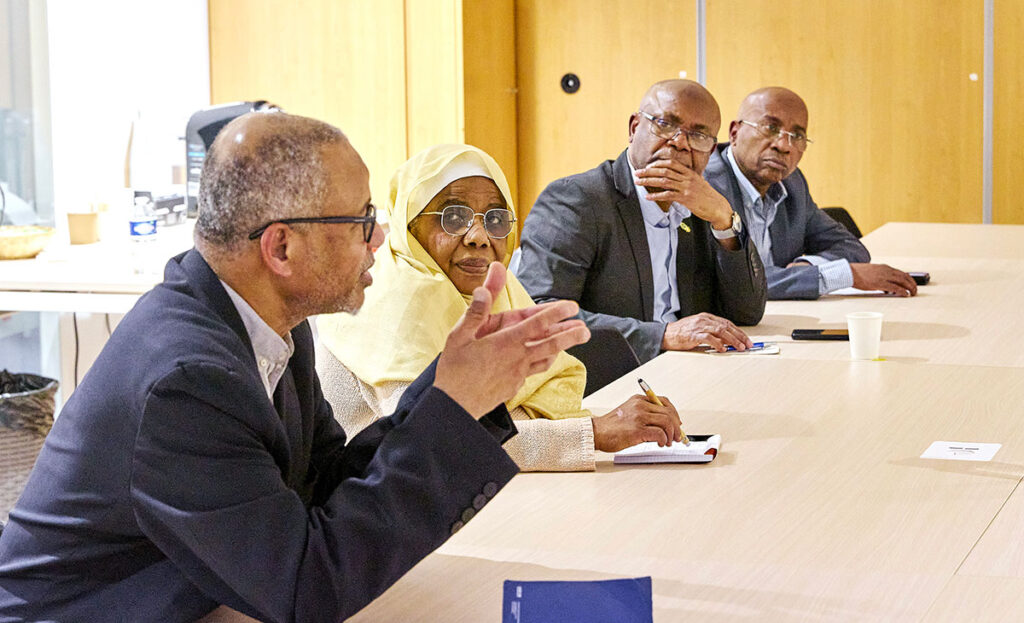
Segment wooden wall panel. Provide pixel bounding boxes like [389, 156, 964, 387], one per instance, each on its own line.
[404, 0, 462, 158]
[994, 0, 1024, 224]
[706, 0, 984, 234]
[208, 0, 407, 208]
[515, 0, 697, 215]
[463, 0, 518, 210]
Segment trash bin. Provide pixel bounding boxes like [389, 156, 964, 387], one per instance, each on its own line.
[0, 370, 58, 523]
[0, 370, 58, 437]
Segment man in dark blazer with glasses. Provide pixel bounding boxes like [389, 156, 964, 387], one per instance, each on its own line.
[0, 112, 590, 622]
[516, 79, 767, 364]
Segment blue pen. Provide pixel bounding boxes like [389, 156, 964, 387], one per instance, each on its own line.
[725, 341, 766, 352]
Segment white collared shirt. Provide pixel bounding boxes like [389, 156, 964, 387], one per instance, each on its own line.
[724, 147, 852, 294]
[629, 160, 692, 323]
[220, 280, 295, 400]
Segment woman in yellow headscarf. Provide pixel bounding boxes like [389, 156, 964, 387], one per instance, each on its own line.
[317, 144, 680, 471]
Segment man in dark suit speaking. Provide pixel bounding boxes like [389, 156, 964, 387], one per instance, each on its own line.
[0, 112, 589, 622]
[703, 86, 917, 299]
[516, 79, 766, 363]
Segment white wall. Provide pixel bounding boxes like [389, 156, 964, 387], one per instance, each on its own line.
[46, 0, 210, 218]
[42, 0, 210, 406]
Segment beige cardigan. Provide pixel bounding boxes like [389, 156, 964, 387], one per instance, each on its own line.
[315, 343, 596, 472]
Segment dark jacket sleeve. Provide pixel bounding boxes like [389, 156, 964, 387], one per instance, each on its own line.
[764, 263, 823, 300]
[313, 358, 516, 493]
[763, 172, 870, 300]
[709, 230, 767, 326]
[517, 177, 668, 361]
[128, 360, 519, 623]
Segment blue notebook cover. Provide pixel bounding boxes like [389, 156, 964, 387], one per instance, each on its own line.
[502, 576, 653, 623]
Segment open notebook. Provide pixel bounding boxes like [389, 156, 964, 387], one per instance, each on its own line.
[613, 434, 721, 464]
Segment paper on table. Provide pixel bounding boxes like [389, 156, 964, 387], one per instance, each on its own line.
[829, 287, 888, 296]
[920, 441, 1002, 462]
[614, 434, 721, 464]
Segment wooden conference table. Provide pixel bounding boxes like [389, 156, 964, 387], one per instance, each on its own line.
[349, 222, 1024, 622]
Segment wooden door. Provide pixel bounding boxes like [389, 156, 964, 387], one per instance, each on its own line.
[209, 0, 408, 207]
[706, 0, 984, 233]
[515, 0, 698, 216]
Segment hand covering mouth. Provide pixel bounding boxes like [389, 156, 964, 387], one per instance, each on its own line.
[651, 152, 694, 171]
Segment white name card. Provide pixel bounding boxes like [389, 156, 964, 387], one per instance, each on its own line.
[920, 441, 1002, 462]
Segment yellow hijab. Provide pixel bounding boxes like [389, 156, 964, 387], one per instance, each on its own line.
[318, 144, 589, 420]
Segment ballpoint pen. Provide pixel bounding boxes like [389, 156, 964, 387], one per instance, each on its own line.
[637, 378, 689, 445]
[724, 341, 766, 352]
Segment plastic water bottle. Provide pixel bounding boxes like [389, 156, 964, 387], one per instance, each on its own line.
[129, 197, 159, 275]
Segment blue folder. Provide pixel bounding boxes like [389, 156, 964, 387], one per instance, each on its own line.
[502, 576, 653, 623]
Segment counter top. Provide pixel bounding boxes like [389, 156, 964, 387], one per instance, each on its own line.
[0, 221, 194, 313]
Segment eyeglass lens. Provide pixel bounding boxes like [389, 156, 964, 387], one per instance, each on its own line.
[753, 122, 808, 148]
[440, 205, 514, 238]
[645, 114, 715, 151]
[363, 205, 376, 243]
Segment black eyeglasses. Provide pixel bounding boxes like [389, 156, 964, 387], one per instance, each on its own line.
[638, 111, 717, 152]
[248, 204, 377, 243]
[417, 205, 516, 239]
[739, 120, 813, 150]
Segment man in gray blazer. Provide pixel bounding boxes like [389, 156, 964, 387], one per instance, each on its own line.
[516, 79, 766, 364]
[704, 86, 917, 300]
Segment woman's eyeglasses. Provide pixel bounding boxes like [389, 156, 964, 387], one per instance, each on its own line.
[418, 205, 516, 239]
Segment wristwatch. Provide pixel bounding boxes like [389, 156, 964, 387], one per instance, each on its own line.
[711, 211, 742, 239]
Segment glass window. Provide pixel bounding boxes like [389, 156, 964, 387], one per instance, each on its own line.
[1, 0, 53, 226]
[1, 0, 56, 389]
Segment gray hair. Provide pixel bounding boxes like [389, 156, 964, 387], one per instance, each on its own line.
[195, 113, 345, 252]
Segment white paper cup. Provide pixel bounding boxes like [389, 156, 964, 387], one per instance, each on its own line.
[847, 312, 883, 360]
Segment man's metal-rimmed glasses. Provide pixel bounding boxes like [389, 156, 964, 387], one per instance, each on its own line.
[637, 111, 717, 152]
[739, 120, 813, 150]
[417, 205, 516, 239]
[247, 204, 377, 243]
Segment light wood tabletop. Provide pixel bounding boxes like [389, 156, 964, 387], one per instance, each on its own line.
[921, 576, 1024, 622]
[347, 223, 1024, 621]
[738, 254, 1024, 368]
[860, 222, 1024, 259]
[352, 355, 1024, 621]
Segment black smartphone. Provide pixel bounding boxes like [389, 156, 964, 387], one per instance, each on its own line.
[909, 271, 930, 285]
[791, 329, 849, 341]
[683, 435, 715, 442]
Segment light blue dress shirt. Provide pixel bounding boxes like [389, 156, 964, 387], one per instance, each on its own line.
[628, 161, 692, 323]
[724, 147, 852, 294]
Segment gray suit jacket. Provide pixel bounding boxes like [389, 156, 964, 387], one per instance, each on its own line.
[704, 143, 870, 299]
[517, 150, 767, 363]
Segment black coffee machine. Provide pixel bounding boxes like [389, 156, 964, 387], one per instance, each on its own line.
[184, 100, 279, 217]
